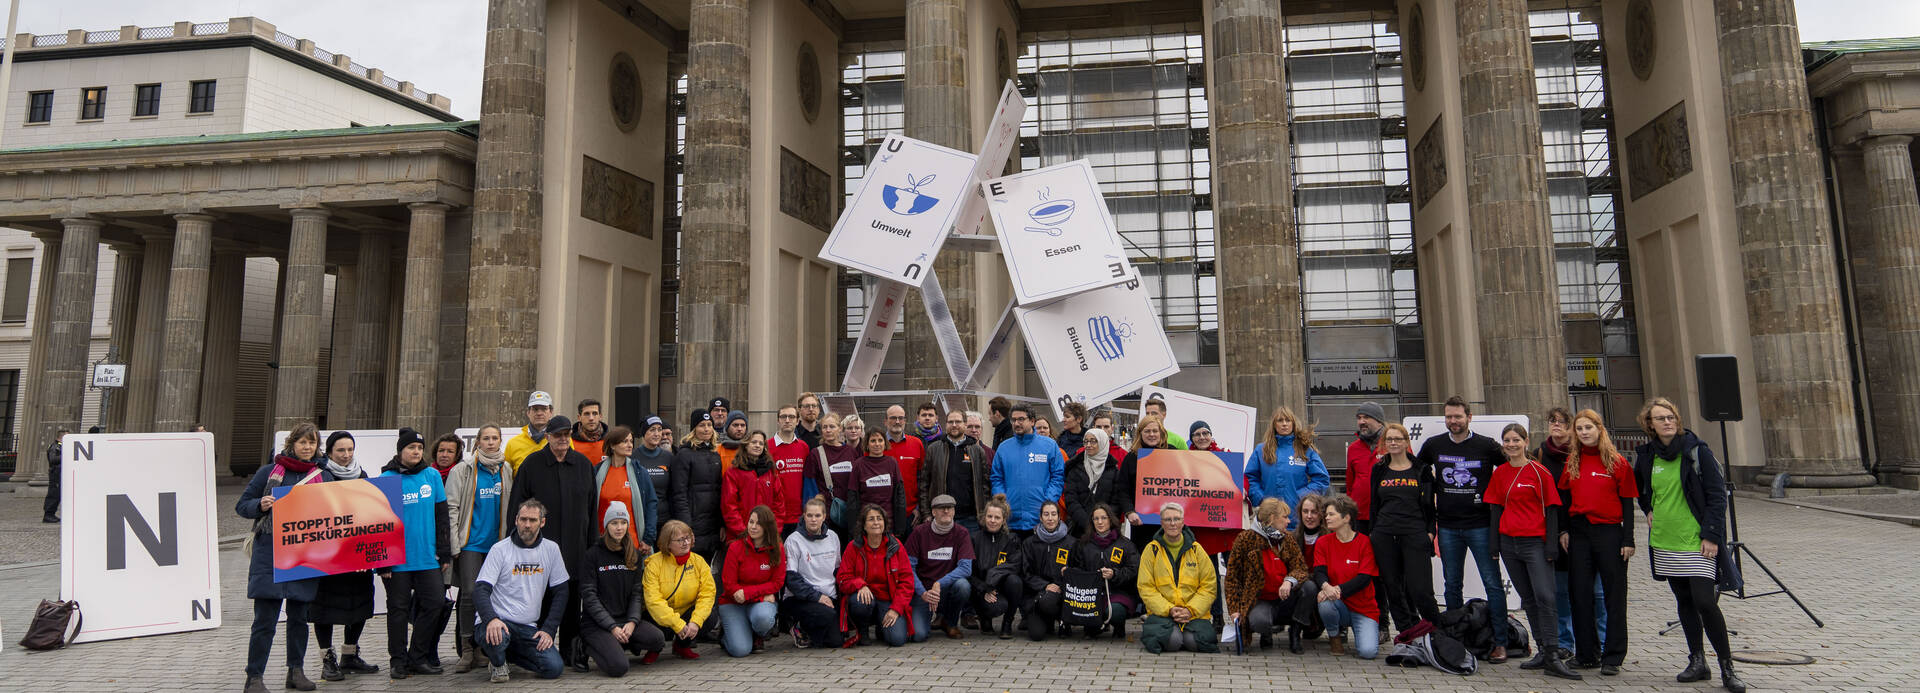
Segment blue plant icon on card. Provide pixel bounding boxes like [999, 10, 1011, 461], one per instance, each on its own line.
[882, 173, 941, 215]
[1088, 315, 1134, 361]
[1025, 187, 1077, 236]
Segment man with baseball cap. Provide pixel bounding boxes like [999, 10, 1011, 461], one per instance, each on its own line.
[507, 391, 557, 471]
[508, 414, 596, 669]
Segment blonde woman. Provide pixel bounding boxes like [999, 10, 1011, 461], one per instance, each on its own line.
[1245, 407, 1329, 532]
[1562, 409, 1635, 675]
[1116, 416, 1175, 551]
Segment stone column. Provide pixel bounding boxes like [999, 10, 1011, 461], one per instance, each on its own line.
[1715, 0, 1872, 487]
[153, 214, 215, 432]
[1209, 0, 1304, 410]
[344, 231, 392, 428]
[465, 0, 546, 426]
[101, 243, 142, 431]
[33, 217, 104, 483]
[11, 231, 60, 488]
[677, 0, 751, 416]
[902, 0, 975, 393]
[272, 207, 331, 433]
[123, 232, 173, 431]
[437, 211, 473, 434]
[327, 265, 357, 426]
[199, 248, 245, 467]
[1456, 0, 1566, 414]
[396, 203, 448, 432]
[1862, 135, 1920, 478]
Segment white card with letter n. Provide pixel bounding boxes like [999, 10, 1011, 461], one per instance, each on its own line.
[984, 160, 1139, 305]
[818, 134, 978, 285]
[1015, 279, 1179, 418]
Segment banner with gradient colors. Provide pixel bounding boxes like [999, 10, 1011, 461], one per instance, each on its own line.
[271, 476, 408, 582]
[1132, 450, 1245, 530]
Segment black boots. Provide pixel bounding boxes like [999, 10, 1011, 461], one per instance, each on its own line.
[1111, 620, 1127, 640]
[242, 675, 267, 693]
[389, 658, 408, 680]
[1678, 653, 1711, 682]
[1542, 655, 1583, 680]
[1719, 656, 1748, 693]
[1259, 631, 1273, 650]
[999, 616, 1014, 640]
[1287, 626, 1303, 654]
[285, 668, 316, 691]
[337, 644, 379, 674]
[320, 649, 342, 682]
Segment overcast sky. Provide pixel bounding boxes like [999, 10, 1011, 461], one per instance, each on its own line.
[12, 0, 1920, 121]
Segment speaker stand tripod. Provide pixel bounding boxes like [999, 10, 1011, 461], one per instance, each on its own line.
[1660, 420, 1822, 635]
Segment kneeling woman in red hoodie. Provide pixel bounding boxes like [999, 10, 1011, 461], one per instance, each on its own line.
[837, 504, 918, 646]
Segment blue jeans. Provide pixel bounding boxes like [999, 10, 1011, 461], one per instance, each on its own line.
[910, 579, 973, 641]
[1438, 526, 1508, 646]
[1316, 600, 1380, 660]
[715, 601, 778, 657]
[846, 597, 912, 646]
[1555, 570, 1605, 650]
[474, 621, 562, 679]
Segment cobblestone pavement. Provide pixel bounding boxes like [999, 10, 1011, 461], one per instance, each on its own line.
[0, 498, 1912, 692]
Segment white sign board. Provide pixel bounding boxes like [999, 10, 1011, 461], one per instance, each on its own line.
[1141, 386, 1259, 455]
[1402, 415, 1533, 455]
[839, 279, 911, 392]
[92, 363, 127, 388]
[1016, 279, 1179, 418]
[818, 135, 977, 285]
[61, 433, 221, 642]
[985, 160, 1139, 305]
[949, 80, 1028, 239]
[274, 427, 485, 463]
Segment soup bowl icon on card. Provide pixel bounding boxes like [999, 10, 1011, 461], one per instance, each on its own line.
[1025, 188, 1077, 236]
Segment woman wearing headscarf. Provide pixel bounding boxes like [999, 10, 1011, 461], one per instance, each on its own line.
[578, 501, 666, 675]
[310, 431, 380, 681]
[238, 423, 325, 693]
[1072, 504, 1140, 639]
[1064, 428, 1120, 537]
[1226, 498, 1311, 653]
[448, 424, 513, 673]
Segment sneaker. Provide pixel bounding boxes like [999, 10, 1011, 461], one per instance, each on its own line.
[488, 663, 509, 684]
[791, 626, 812, 649]
[673, 645, 701, 660]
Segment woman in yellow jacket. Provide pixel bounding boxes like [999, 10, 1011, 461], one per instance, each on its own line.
[643, 520, 717, 661]
[1137, 502, 1219, 654]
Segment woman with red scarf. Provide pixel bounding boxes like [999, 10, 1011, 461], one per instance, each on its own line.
[238, 423, 327, 693]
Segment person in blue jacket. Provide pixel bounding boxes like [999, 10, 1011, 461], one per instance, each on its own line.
[989, 403, 1066, 536]
[1244, 407, 1330, 531]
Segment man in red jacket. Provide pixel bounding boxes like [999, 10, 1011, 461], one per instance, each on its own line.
[1346, 401, 1387, 535]
[770, 405, 812, 531]
[885, 405, 926, 533]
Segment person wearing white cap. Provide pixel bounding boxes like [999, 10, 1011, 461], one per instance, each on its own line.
[507, 391, 557, 471]
[578, 501, 667, 675]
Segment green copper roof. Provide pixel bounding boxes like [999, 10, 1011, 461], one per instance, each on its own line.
[1, 120, 478, 154]
[1805, 36, 1920, 70]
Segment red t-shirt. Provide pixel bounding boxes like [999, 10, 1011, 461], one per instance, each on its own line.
[1567, 451, 1637, 524]
[1311, 532, 1379, 621]
[887, 436, 926, 516]
[1257, 544, 1294, 600]
[770, 436, 812, 526]
[1487, 461, 1560, 537]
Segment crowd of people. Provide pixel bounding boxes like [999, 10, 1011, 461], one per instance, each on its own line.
[233, 390, 1746, 693]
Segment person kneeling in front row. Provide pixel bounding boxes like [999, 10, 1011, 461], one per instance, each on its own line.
[472, 500, 570, 682]
[579, 502, 666, 676]
[1138, 502, 1219, 654]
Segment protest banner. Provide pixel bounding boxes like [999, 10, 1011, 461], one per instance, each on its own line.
[270, 476, 408, 582]
[1015, 279, 1179, 418]
[60, 433, 221, 643]
[984, 160, 1140, 305]
[1060, 567, 1111, 628]
[818, 134, 978, 285]
[1140, 386, 1258, 454]
[1402, 414, 1531, 454]
[1131, 449, 1245, 530]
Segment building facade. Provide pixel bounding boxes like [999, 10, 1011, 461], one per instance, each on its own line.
[5, 1, 1917, 491]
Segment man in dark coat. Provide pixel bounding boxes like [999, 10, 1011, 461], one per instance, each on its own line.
[507, 415, 596, 669]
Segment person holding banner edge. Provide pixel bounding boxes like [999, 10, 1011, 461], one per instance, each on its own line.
[378, 427, 452, 679]
[1072, 504, 1140, 640]
[1117, 416, 1175, 551]
[238, 423, 325, 693]
[449, 424, 514, 674]
[309, 431, 381, 681]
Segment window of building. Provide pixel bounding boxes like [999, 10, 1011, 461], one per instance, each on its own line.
[1, 257, 30, 324]
[190, 80, 217, 113]
[26, 91, 53, 124]
[135, 84, 162, 117]
[80, 87, 107, 120]
[0, 370, 17, 452]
